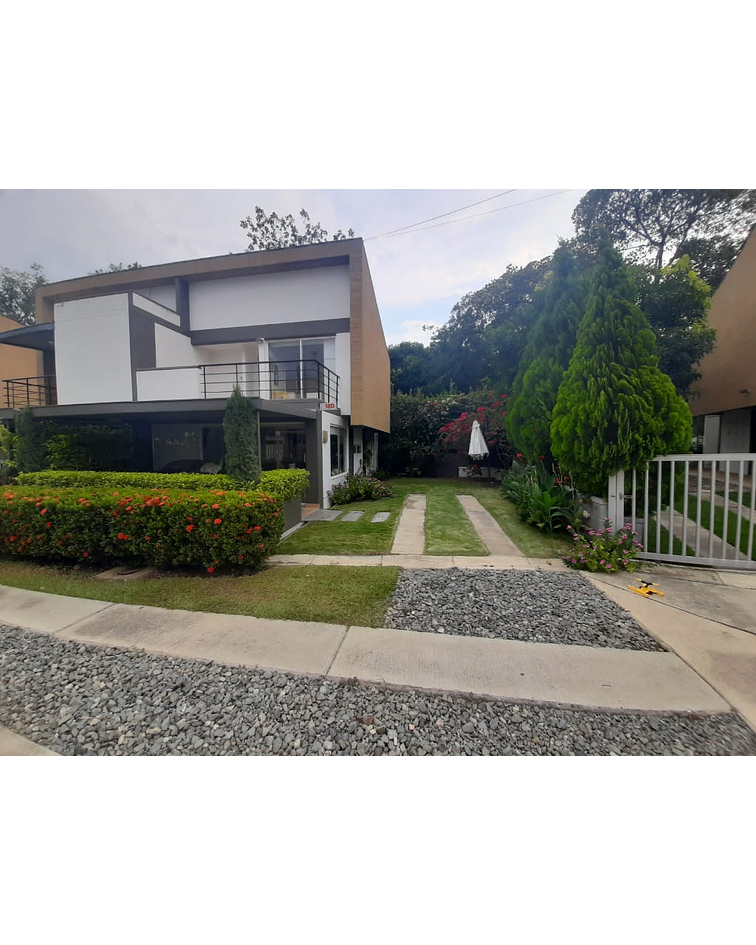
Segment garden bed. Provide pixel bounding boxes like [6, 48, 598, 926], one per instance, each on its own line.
[385, 568, 663, 650]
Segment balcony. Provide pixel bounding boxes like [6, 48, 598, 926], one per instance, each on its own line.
[201, 360, 339, 405]
[2, 375, 57, 408]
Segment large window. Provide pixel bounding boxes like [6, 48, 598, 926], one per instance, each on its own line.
[269, 337, 336, 401]
[330, 426, 345, 476]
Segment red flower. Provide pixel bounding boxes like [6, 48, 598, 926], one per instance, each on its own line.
[117, 532, 129, 540]
[539, 455, 545, 461]
[40, 508, 47, 515]
[207, 566, 214, 573]
[516, 453, 523, 459]
[214, 518, 222, 525]
[83, 552, 89, 558]
[253, 525, 261, 532]
[212, 504, 220, 509]
[186, 524, 195, 532]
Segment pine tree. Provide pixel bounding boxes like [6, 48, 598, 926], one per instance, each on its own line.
[507, 245, 588, 462]
[551, 235, 692, 496]
[222, 387, 261, 485]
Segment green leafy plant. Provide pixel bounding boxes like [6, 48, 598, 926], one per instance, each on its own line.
[0, 485, 285, 572]
[223, 386, 261, 485]
[16, 468, 308, 502]
[14, 408, 47, 473]
[501, 461, 581, 533]
[328, 475, 395, 505]
[0, 424, 18, 484]
[560, 520, 642, 572]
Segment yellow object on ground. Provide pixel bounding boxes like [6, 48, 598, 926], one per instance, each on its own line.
[628, 579, 666, 598]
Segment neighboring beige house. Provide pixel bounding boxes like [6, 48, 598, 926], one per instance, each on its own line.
[0, 313, 44, 396]
[690, 227, 756, 453]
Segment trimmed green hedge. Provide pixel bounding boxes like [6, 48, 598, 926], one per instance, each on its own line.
[0, 486, 284, 572]
[259, 469, 309, 503]
[16, 468, 310, 502]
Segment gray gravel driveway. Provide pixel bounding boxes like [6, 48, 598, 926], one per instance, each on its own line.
[2, 625, 754, 755]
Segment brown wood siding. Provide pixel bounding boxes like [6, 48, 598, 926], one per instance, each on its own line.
[690, 229, 756, 417]
[348, 245, 390, 432]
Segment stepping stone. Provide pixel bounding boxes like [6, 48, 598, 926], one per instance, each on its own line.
[305, 509, 342, 522]
[342, 511, 365, 522]
[371, 512, 390, 523]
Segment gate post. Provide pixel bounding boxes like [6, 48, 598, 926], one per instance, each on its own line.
[607, 469, 625, 530]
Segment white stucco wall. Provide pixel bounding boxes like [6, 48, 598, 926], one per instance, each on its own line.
[188, 265, 350, 331]
[138, 284, 176, 310]
[133, 293, 180, 326]
[136, 368, 202, 401]
[322, 413, 349, 508]
[54, 295, 133, 404]
[155, 325, 201, 368]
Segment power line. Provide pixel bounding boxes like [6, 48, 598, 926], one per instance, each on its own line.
[364, 190, 516, 241]
[369, 190, 576, 241]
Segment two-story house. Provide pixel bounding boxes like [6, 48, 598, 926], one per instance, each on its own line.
[0, 239, 390, 507]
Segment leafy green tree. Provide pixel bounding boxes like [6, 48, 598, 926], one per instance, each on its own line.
[89, 262, 142, 275]
[632, 256, 715, 397]
[389, 340, 437, 393]
[551, 236, 692, 496]
[429, 255, 552, 391]
[223, 387, 261, 484]
[240, 207, 354, 252]
[14, 408, 48, 472]
[507, 245, 589, 462]
[572, 189, 756, 280]
[0, 263, 47, 325]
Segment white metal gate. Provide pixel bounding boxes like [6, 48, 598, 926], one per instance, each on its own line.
[607, 453, 756, 570]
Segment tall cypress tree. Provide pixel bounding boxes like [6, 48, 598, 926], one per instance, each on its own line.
[15, 407, 47, 472]
[507, 244, 588, 463]
[222, 387, 261, 485]
[551, 235, 692, 496]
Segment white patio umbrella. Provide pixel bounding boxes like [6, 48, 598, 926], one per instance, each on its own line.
[468, 419, 489, 460]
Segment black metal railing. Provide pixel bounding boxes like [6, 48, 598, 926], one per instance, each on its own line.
[3, 375, 57, 408]
[200, 360, 339, 405]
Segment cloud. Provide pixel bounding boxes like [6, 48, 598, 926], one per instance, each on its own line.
[385, 319, 442, 346]
[0, 189, 587, 334]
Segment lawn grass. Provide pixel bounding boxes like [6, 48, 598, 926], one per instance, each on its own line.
[0, 561, 400, 628]
[280, 486, 410, 555]
[422, 484, 487, 556]
[280, 477, 493, 556]
[679, 495, 756, 560]
[471, 487, 568, 558]
[280, 476, 568, 559]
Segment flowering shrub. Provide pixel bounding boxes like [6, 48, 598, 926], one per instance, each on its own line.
[439, 392, 516, 468]
[328, 475, 394, 505]
[0, 486, 285, 572]
[560, 520, 642, 572]
[501, 461, 581, 533]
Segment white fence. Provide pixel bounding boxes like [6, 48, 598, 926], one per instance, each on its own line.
[607, 453, 756, 571]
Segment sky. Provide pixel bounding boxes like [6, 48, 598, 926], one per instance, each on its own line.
[0, 189, 586, 345]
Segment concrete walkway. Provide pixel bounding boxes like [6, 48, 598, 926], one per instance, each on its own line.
[588, 576, 756, 730]
[391, 493, 426, 554]
[0, 725, 58, 756]
[457, 494, 521, 555]
[269, 553, 567, 570]
[0, 584, 730, 717]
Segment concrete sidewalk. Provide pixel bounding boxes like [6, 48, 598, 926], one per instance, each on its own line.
[0, 584, 731, 717]
[268, 553, 568, 570]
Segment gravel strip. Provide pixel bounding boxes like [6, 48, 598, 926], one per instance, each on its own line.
[2, 625, 754, 755]
[385, 568, 663, 650]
